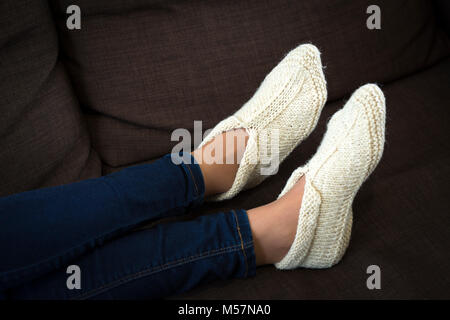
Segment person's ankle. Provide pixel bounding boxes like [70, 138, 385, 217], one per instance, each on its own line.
[249, 176, 306, 266]
[192, 128, 249, 196]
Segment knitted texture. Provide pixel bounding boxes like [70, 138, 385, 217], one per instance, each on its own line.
[199, 44, 327, 201]
[275, 84, 386, 269]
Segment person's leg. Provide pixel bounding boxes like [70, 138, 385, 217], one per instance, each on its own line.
[8, 209, 254, 299]
[5, 127, 304, 300]
[7, 83, 385, 299]
[8, 177, 305, 300]
[2, 43, 328, 298]
[0, 153, 206, 290]
[0, 124, 252, 292]
[2, 121, 306, 299]
[247, 176, 306, 265]
[192, 128, 249, 196]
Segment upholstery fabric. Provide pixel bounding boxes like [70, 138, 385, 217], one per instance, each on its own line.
[0, 1, 101, 197]
[0, 0, 449, 298]
[49, 0, 449, 166]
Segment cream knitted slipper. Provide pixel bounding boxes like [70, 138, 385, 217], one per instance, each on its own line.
[275, 84, 386, 269]
[199, 44, 327, 201]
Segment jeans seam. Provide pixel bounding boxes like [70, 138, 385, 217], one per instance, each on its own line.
[231, 210, 249, 278]
[72, 243, 252, 300]
[184, 163, 199, 196]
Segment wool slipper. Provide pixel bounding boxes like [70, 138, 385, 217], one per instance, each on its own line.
[199, 44, 327, 201]
[275, 84, 386, 269]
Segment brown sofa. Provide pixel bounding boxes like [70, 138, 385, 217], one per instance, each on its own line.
[1, 0, 449, 299]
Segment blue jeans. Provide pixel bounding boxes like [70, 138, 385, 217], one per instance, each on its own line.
[0, 154, 256, 299]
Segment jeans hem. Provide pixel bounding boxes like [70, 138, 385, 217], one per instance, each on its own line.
[232, 209, 256, 278]
[177, 153, 205, 207]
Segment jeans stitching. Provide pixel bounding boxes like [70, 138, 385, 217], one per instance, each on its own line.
[72, 243, 252, 300]
[184, 163, 199, 196]
[232, 210, 249, 278]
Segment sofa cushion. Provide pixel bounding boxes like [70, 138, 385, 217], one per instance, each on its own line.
[0, 0, 101, 197]
[50, 0, 450, 167]
[173, 57, 450, 299]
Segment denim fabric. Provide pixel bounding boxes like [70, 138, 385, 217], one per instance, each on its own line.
[0, 154, 255, 299]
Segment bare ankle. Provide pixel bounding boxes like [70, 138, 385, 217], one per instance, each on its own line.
[248, 176, 306, 266]
[192, 128, 249, 196]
